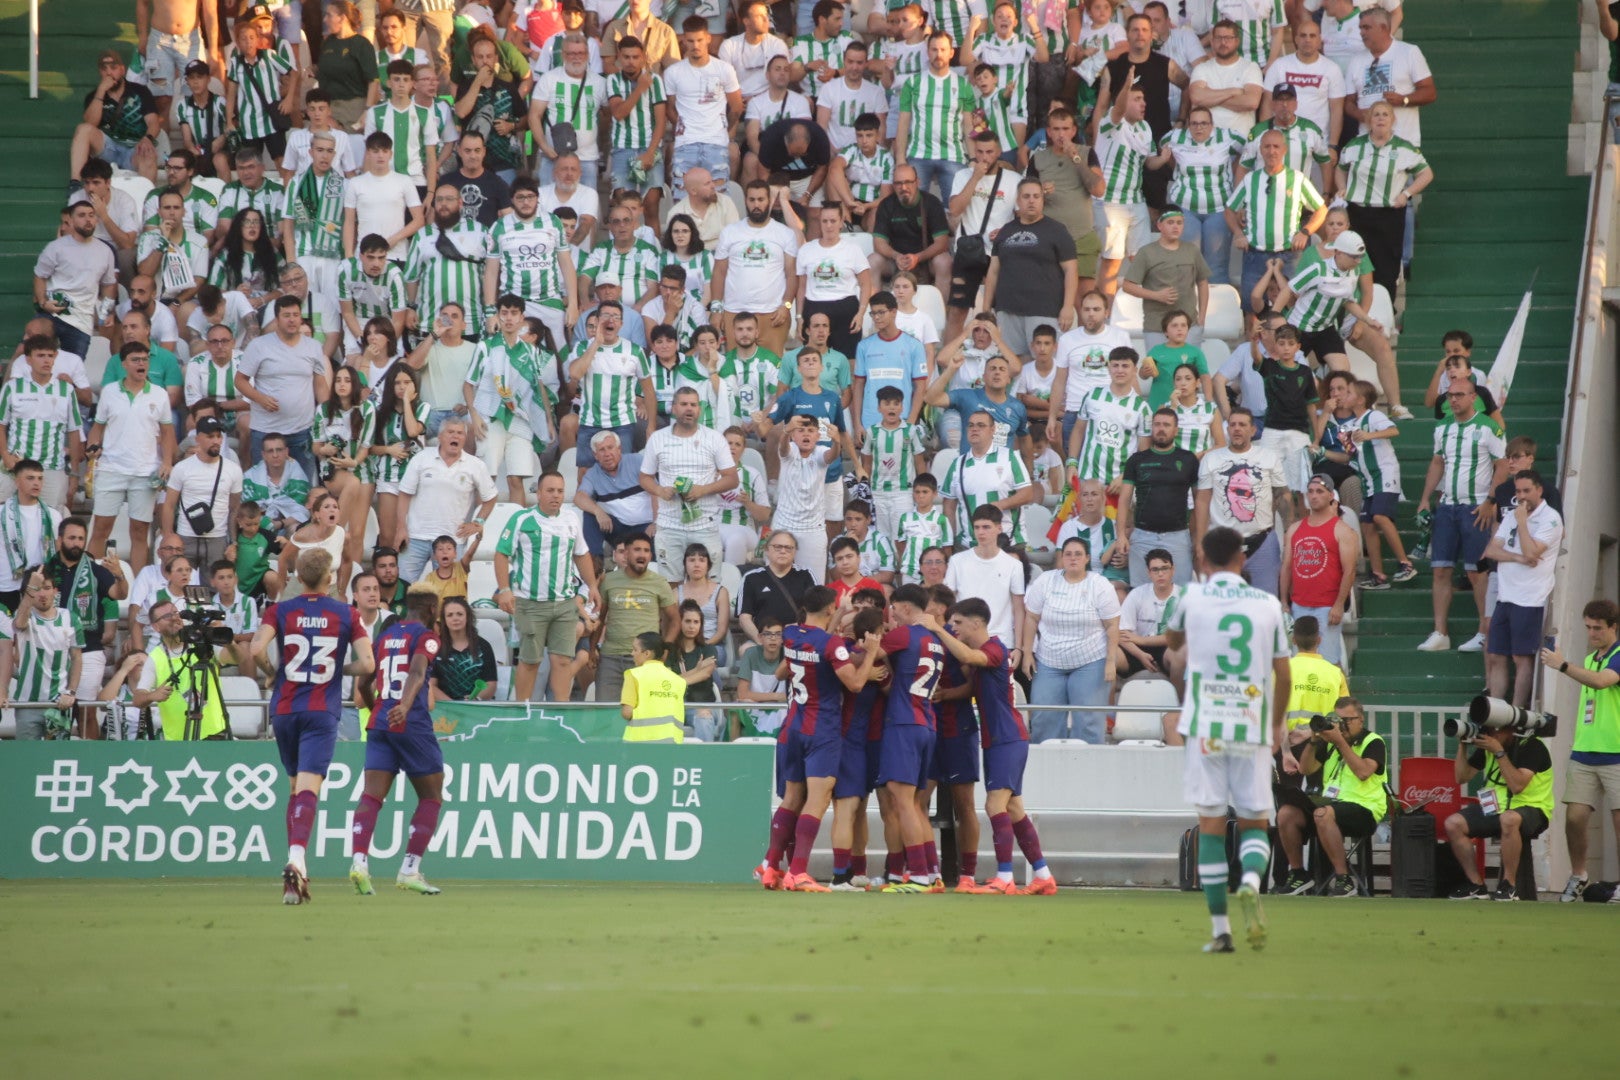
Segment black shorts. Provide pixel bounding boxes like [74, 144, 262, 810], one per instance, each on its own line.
[1298, 325, 1347, 362]
[1458, 803, 1549, 842]
[947, 261, 988, 310]
[244, 131, 289, 162]
[1123, 644, 1166, 676]
[1322, 799, 1378, 839]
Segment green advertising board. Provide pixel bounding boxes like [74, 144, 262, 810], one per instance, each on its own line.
[2, 736, 774, 881]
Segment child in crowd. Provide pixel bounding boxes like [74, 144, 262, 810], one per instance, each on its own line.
[211, 559, 259, 678]
[414, 534, 476, 603]
[1142, 309, 1210, 409]
[837, 501, 897, 588]
[861, 384, 925, 539]
[895, 473, 954, 584]
[224, 501, 282, 599]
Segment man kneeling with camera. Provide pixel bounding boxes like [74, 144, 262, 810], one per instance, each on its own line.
[1276, 696, 1388, 897]
[1443, 716, 1555, 901]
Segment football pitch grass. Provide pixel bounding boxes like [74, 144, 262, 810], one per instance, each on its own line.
[3, 880, 1615, 1079]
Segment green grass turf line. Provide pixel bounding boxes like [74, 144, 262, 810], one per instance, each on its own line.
[2, 881, 1617, 1078]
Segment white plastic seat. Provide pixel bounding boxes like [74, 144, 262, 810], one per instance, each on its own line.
[474, 502, 525, 561]
[846, 231, 875, 258]
[219, 675, 266, 739]
[925, 447, 958, 489]
[1021, 503, 1056, 566]
[1203, 284, 1244, 344]
[1110, 291, 1144, 334]
[1112, 673, 1180, 742]
[723, 181, 746, 217]
[477, 617, 512, 665]
[1368, 285, 1397, 346]
[83, 335, 112, 388]
[739, 447, 767, 483]
[111, 172, 153, 222]
[914, 284, 947, 340]
[466, 561, 500, 602]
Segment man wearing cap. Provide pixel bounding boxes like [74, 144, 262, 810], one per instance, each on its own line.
[1280, 473, 1357, 666]
[1121, 208, 1211, 355]
[1275, 229, 1388, 393]
[162, 415, 244, 567]
[135, 0, 222, 128]
[68, 48, 161, 184]
[1239, 83, 1335, 200]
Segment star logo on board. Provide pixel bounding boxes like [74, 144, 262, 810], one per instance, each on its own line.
[100, 759, 159, 814]
[163, 757, 221, 817]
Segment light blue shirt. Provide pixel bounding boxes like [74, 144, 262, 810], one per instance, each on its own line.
[854, 331, 928, 429]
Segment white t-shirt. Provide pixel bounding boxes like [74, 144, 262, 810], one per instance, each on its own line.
[185, 291, 258, 345]
[1024, 569, 1120, 669]
[343, 170, 424, 262]
[0, 502, 57, 591]
[773, 442, 833, 530]
[9, 351, 90, 392]
[283, 127, 361, 177]
[1196, 443, 1287, 536]
[94, 382, 172, 476]
[538, 183, 601, 226]
[1190, 56, 1266, 136]
[944, 547, 1026, 642]
[1014, 360, 1057, 406]
[531, 67, 610, 162]
[817, 77, 888, 149]
[117, 298, 181, 348]
[663, 57, 742, 148]
[745, 90, 813, 127]
[1493, 501, 1563, 608]
[895, 309, 940, 349]
[1264, 53, 1347, 136]
[948, 165, 1018, 240]
[717, 34, 790, 102]
[1344, 40, 1431, 145]
[715, 219, 801, 313]
[796, 237, 869, 303]
[166, 452, 245, 539]
[1055, 324, 1133, 412]
[1121, 580, 1175, 640]
[399, 448, 498, 542]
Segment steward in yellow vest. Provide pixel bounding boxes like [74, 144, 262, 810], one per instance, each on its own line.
[621, 631, 685, 744]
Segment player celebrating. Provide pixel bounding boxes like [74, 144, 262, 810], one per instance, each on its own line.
[919, 586, 981, 892]
[829, 605, 888, 890]
[349, 585, 445, 897]
[759, 585, 883, 892]
[876, 584, 946, 894]
[922, 598, 1057, 895]
[252, 548, 375, 906]
[1164, 526, 1291, 953]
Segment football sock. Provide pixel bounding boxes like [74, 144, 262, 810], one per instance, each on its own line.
[352, 793, 382, 857]
[924, 840, 939, 876]
[850, 854, 867, 877]
[832, 847, 851, 877]
[1012, 816, 1048, 873]
[1198, 833, 1229, 917]
[886, 851, 905, 880]
[1238, 828, 1270, 890]
[904, 844, 932, 884]
[765, 807, 798, 870]
[787, 813, 822, 877]
[960, 850, 978, 879]
[287, 790, 318, 852]
[406, 798, 441, 859]
[990, 812, 1015, 877]
[401, 853, 420, 876]
[1212, 915, 1231, 937]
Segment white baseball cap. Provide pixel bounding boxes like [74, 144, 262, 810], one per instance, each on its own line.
[1329, 230, 1367, 257]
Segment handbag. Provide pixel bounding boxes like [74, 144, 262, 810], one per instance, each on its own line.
[247, 55, 293, 134]
[182, 457, 225, 537]
[548, 67, 590, 158]
[952, 166, 1004, 276]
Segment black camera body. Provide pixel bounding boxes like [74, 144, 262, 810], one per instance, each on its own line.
[178, 585, 234, 650]
[1308, 714, 1340, 734]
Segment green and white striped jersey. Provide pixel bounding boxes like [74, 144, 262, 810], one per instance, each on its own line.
[282, 167, 347, 261]
[577, 339, 652, 428]
[183, 354, 241, 409]
[1338, 134, 1429, 208]
[337, 258, 409, 323]
[941, 447, 1033, 544]
[1284, 257, 1358, 333]
[364, 101, 442, 184]
[1216, 0, 1285, 67]
[312, 399, 377, 481]
[665, 249, 715, 304]
[970, 30, 1039, 110]
[718, 463, 764, 527]
[1431, 412, 1505, 506]
[176, 92, 228, 151]
[377, 45, 428, 71]
[371, 400, 430, 485]
[851, 529, 897, 577]
[1349, 408, 1402, 497]
[1174, 398, 1219, 456]
[1225, 166, 1324, 251]
[405, 221, 491, 327]
[932, 0, 984, 48]
[1239, 117, 1331, 176]
[13, 608, 82, 703]
[532, 68, 608, 160]
[1057, 513, 1116, 567]
[790, 31, 856, 101]
[672, 360, 739, 430]
[1078, 386, 1152, 485]
[605, 71, 667, 149]
[836, 144, 894, 203]
[896, 507, 953, 582]
[1097, 118, 1154, 204]
[0, 375, 82, 472]
[142, 183, 220, 233]
[897, 72, 975, 163]
[866, 420, 925, 492]
[1166, 570, 1289, 745]
[975, 87, 1019, 153]
[488, 212, 571, 309]
[227, 42, 296, 141]
[495, 505, 590, 602]
[217, 177, 286, 231]
[1160, 128, 1240, 214]
[720, 351, 780, 418]
[216, 590, 260, 636]
[580, 239, 662, 298]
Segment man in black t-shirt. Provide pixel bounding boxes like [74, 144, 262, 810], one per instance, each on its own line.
[1118, 408, 1200, 586]
[1255, 324, 1320, 504]
[871, 165, 952, 285]
[758, 119, 832, 200]
[70, 48, 160, 183]
[46, 516, 127, 733]
[441, 129, 513, 226]
[983, 178, 1079, 362]
[737, 531, 815, 651]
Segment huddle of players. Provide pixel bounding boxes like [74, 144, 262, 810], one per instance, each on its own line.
[256, 546, 452, 905]
[756, 541, 1055, 895]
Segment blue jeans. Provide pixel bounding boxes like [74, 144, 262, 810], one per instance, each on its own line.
[399, 536, 435, 583]
[538, 156, 599, 189]
[1127, 527, 1193, 587]
[910, 158, 963, 202]
[1029, 657, 1110, 743]
[1182, 210, 1233, 285]
[251, 428, 317, 487]
[1290, 603, 1344, 667]
[1240, 248, 1296, 314]
[426, 407, 461, 438]
[670, 142, 730, 199]
[610, 147, 664, 194]
[49, 316, 91, 359]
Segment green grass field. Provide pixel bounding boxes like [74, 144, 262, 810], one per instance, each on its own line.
[2, 881, 1615, 1078]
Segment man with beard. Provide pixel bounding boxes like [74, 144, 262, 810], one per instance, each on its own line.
[710, 180, 801, 356]
[1193, 407, 1288, 595]
[1119, 407, 1200, 586]
[484, 177, 576, 350]
[33, 202, 118, 360]
[372, 546, 409, 618]
[594, 532, 678, 704]
[406, 185, 492, 343]
[68, 47, 161, 183]
[46, 515, 127, 735]
[1279, 474, 1358, 666]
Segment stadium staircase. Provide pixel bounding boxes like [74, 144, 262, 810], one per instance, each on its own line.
[0, 0, 132, 330]
[1349, 0, 1587, 707]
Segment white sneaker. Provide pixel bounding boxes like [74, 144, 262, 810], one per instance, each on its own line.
[1457, 632, 1487, 653]
[849, 874, 872, 888]
[829, 881, 865, 892]
[1388, 404, 1415, 420]
[1417, 631, 1451, 652]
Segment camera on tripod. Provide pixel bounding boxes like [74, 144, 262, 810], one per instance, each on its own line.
[178, 584, 233, 650]
[1443, 694, 1558, 741]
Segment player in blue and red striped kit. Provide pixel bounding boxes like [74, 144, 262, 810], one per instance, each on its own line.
[250, 549, 375, 905]
[922, 597, 1057, 895]
[829, 605, 889, 890]
[876, 584, 946, 894]
[923, 585, 982, 892]
[759, 585, 883, 892]
[350, 587, 445, 897]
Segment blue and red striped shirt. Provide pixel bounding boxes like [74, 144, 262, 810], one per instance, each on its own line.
[264, 594, 367, 718]
[934, 652, 979, 739]
[368, 619, 440, 733]
[881, 624, 943, 728]
[782, 623, 852, 737]
[974, 637, 1029, 747]
[842, 639, 886, 739]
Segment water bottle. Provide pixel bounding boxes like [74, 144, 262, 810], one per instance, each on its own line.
[675, 476, 700, 525]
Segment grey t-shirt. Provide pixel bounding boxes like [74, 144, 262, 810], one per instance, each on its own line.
[1027, 144, 1100, 244]
[1123, 240, 1211, 331]
[239, 331, 328, 435]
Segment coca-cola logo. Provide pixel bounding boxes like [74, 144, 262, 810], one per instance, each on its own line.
[1403, 785, 1455, 804]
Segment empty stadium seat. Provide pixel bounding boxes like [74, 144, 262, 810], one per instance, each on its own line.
[219, 675, 266, 738]
[1368, 285, 1398, 346]
[83, 336, 112, 388]
[1110, 291, 1144, 334]
[1203, 285, 1244, 344]
[927, 447, 959, 490]
[846, 232, 875, 258]
[559, 448, 579, 499]
[478, 618, 512, 666]
[1022, 503, 1056, 566]
[1112, 674, 1179, 742]
[467, 561, 499, 600]
[475, 502, 525, 560]
[914, 284, 946, 340]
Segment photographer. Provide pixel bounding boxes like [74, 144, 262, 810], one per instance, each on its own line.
[130, 597, 228, 740]
[1277, 696, 1388, 898]
[1442, 722, 1554, 901]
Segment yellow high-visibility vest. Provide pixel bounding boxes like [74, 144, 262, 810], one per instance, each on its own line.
[622, 659, 685, 744]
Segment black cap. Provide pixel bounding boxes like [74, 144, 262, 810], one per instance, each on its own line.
[195, 416, 225, 435]
[184, 60, 211, 78]
[1271, 82, 1297, 99]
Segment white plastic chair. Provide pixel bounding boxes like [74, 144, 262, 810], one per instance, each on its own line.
[1368, 285, 1398, 346]
[847, 231, 875, 258]
[478, 617, 512, 665]
[1199, 337, 1231, 379]
[83, 335, 112, 388]
[739, 447, 767, 484]
[914, 284, 947, 340]
[111, 172, 153, 222]
[723, 181, 746, 217]
[475, 501, 525, 560]
[559, 448, 579, 500]
[1112, 673, 1180, 743]
[1203, 284, 1244, 345]
[1021, 502, 1056, 566]
[1345, 341, 1382, 395]
[925, 446, 958, 488]
[466, 561, 499, 601]
[1110, 290, 1144, 335]
[219, 675, 266, 739]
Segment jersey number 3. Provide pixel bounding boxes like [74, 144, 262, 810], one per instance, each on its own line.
[1215, 614, 1254, 677]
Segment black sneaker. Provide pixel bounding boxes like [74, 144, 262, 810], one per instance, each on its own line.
[1559, 875, 1587, 903]
[1357, 572, 1391, 591]
[1391, 562, 1418, 583]
[1281, 869, 1314, 895]
[1323, 874, 1357, 898]
[1492, 880, 1518, 902]
[1448, 882, 1490, 900]
[1202, 933, 1235, 954]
